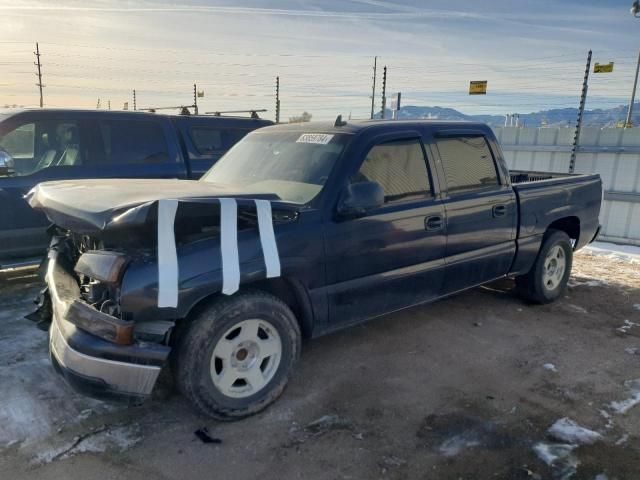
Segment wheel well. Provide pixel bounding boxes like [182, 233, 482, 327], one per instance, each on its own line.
[247, 277, 314, 338]
[548, 216, 580, 244]
[179, 277, 314, 341]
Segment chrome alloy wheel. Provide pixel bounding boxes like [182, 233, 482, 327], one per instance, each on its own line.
[210, 319, 282, 398]
[542, 245, 566, 291]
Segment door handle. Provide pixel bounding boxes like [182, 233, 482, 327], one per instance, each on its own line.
[492, 205, 507, 217]
[425, 215, 443, 231]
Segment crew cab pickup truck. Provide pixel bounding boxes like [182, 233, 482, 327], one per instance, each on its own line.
[0, 109, 272, 266]
[28, 119, 602, 420]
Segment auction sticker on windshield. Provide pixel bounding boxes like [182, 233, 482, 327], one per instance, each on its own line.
[296, 133, 334, 144]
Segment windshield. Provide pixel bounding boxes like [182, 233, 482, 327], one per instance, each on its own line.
[201, 130, 350, 204]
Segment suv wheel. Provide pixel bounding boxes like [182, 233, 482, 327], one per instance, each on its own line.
[515, 229, 573, 304]
[174, 290, 301, 420]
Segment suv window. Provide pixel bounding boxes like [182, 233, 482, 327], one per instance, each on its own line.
[353, 139, 431, 203]
[0, 119, 83, 176]
[189, 127, 250, 156]
[435, 136, 499, 193]
[0, 123, 34, 159]
[96, 120, 169, 165]
[191, 128, 222, 154]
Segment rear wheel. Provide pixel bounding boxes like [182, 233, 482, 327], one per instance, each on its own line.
[516, 229, 573, 304]
[174, 291, 301, 420]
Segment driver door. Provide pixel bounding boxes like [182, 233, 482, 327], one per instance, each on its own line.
[323, 136, 446, 326]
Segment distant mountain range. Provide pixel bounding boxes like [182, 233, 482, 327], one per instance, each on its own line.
[376, 103, 640, 128]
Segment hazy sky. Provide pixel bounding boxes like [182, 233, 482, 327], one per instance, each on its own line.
[1, 0, 638, 120]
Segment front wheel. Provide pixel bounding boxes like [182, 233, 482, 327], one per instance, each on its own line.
[515, 229, 573, 304]
[174, 291, 301, 420]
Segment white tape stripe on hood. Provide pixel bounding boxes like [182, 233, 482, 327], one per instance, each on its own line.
[219, 198, 241, 295]
[157, 199, 179, 308]
[255, 199, 281, 278]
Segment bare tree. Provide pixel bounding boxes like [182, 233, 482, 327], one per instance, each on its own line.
[289, 111, 313, 123]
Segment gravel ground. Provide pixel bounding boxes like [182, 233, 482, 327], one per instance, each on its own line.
[0, 247, 639, 480]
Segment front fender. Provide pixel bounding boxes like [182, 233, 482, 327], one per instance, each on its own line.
[120, 220, 323, 322]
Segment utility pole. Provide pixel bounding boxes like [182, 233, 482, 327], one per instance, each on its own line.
[625, 48, 640, 128]
[96, 98, 101, 109]
[570, 50, 592, 173]
[133, 89, 137, 111]
[370, 56, 377, 119]
[193, 84, 198, 115]
[275, 76, 280, 124]
[34, 42, 44, 108]
[108, 100, 111, 111]
[380, 66, 387, 119]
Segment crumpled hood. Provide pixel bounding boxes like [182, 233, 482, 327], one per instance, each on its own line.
[27, 178, 281, 233]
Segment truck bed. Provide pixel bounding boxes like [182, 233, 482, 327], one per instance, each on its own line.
[510, 170, 602, 251]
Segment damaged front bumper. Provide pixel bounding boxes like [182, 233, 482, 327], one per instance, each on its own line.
[46, 249, 170, 403]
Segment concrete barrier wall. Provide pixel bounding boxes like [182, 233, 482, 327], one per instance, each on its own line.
[492, 126, 640, 245]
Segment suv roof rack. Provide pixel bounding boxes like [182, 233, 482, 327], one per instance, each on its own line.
[204, 109, 267, 119]
[138, 105, 193, 115]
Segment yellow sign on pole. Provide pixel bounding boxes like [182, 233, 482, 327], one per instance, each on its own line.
[594, 62, 614, 73]
[469, 80, 487, 95]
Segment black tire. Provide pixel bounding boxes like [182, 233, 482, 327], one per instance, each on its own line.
[515, 229, 573, 304]
[174, 290, 301, 420]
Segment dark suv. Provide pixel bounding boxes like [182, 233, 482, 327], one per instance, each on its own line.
[0, 109, 272, 265]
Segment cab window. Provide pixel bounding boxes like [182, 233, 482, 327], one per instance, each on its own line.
[435, 135, 499, 194]
[352, 138, 432, 203]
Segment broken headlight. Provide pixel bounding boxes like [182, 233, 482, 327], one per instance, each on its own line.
[75, 250, 129, 283]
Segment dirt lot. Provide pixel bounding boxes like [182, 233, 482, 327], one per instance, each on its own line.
[0, 246, 639, 480]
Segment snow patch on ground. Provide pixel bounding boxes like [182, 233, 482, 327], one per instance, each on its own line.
[438, 430, 482, 457]
[615, 433, 629, 446]
[547, 417, 602, 445]
[583, 241, 640, 264]
[534, 417, 603, 479]
[0, 272, 121, 451]
[543, 363, 558, 372]
[564, 304, 588, 314]
[533, 442, 578, 480]
[616, 320, 639, 334]
[33, 424, 141, 465]
[634, 304, 640, 311]
[609, 379, 640, 414]
[625, 347, 639, 355]
[599, 409, 614, 430]
[568, 278, 609, 288]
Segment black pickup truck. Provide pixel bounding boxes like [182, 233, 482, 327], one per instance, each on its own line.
[0, 109, 272, 266]
[29, 119, 602, 419]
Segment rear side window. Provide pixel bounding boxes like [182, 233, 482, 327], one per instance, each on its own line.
[435, 136, 499, 193]
[353, 139, 431, 203]
[190, 128, 250, 155]
[97, 120, 169, 164]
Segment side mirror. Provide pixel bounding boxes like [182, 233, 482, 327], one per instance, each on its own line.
[0, 150, 15, 176]
[338, 181, 384, 217]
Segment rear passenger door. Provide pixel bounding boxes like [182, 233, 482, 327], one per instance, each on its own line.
[432, 132, 517, 294]
[85, 117, 187, 180]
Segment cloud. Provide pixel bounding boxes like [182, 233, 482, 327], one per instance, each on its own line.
[0, 0, 635, 118]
